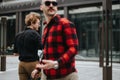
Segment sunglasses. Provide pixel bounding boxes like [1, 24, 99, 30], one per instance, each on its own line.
[44, 1, 58, 6]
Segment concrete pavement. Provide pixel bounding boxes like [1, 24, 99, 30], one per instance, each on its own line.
[0, 56, 120, 80]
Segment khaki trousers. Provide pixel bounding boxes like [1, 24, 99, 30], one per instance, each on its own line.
[19, 61, 39, 80]
[41, 70, 79, 80]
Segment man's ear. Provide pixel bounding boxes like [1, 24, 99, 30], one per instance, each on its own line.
[40, 5, 43, 11]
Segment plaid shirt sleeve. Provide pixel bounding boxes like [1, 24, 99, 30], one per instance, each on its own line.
[57, 18, 79, 67]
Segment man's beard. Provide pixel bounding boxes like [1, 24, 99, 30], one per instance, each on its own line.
[48, 13, 55, 16]
[47, 8, 56, 16]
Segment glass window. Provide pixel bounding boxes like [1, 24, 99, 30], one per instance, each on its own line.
[69, 4, 120, 62]
[112, 4, 120, 61]
[0, 14, 16, 54]
[69, 6, 103, 60]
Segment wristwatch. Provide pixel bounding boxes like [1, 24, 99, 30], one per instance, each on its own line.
[53, 61, 59, 69]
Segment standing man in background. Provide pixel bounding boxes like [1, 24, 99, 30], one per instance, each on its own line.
[13, 12, 42, 80]
[31, 0, 79, 80]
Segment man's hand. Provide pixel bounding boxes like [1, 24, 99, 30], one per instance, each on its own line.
[38, 60, 59, 69]
[31, 69, 39, 79]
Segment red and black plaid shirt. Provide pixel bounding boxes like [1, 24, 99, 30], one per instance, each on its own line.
[42, 15, 79, 79]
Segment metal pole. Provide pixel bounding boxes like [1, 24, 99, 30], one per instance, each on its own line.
[102, 0, 112, 80]
[64, 6, 68, 18]
[0, 17, 7, 71]
[99, 22, 104, 67]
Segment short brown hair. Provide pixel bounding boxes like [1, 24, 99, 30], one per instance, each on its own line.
[25, 12, 40, 26]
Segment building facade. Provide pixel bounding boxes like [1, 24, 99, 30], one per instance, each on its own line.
[0, 0, 120, 63]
